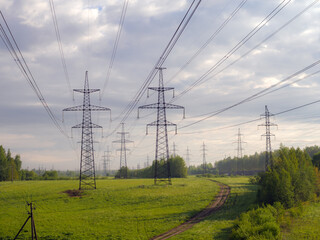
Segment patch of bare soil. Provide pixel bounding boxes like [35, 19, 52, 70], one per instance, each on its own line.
[63, 189, 83, 197]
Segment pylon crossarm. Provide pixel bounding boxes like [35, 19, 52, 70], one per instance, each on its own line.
[73, 88, 100, 93]
[139, 103, 159, 109]
[63, 105, 84, 111]
[89, 105, 111, 111]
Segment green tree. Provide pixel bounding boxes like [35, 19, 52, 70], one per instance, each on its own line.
[0, 146, 7, 181]
[258, 146, 316, 208]
[169, 156, 187, 178]
[312, 151, 320, 168]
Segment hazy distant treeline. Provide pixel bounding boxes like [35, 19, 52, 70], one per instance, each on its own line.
[214, 145, 320, 175]
[117, 156, 188, 179]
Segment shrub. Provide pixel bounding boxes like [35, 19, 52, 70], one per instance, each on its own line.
[231, 204, 282, 240]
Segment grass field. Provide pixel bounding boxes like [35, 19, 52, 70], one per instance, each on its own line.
[282, 200, 320, 240]
[0, 177, 222, 239]
[170, 177, 258, 240]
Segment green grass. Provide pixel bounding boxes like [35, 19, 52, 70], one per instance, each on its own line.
[282, 200, 320, 240]
[170, 176, 258, 240]
[0, 177, 220, 239]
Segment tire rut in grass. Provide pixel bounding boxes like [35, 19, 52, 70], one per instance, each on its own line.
[150, 181, 230, 240]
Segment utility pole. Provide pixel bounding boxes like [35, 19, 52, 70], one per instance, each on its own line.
[63, 71, 111, 190]
[138, 67, 185, 184]
[234, 128, 246, 175]
[201, 142, 207, 174]
[259, 105, 277, 171]
[113, 123, 133, 178]
[14, 202, 37, 240]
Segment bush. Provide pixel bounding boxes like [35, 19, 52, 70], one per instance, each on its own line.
[231, 204, 282, 240]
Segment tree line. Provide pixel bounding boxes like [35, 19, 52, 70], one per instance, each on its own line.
[231, 145, 320, 239]
[214, 145, 320, 175]
[0, 145, 22, 181]
[116, 156, 188, 179]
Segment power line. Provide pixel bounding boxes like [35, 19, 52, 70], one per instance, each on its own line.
[109, 0, 202, 137]
[179, 98, 320, 135]
[173, 0, 292, 101]
[48, 0, 73, 100]
[0, 11, 68, 138]
[178, 58, 320, 129]
[195, 0, 320, 93]
[100, 0, 129, 99]
[166, 0, 247, 85]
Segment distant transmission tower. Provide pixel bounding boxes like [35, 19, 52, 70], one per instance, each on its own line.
[185, 146, 191, 167]
[113, 123, 133, 178]
[102, 146, 111, 176]
[259, 105, 277, 171]
[138, 67, 185, 184]
[201, 142, 207, 174]
[63, 71, 111, 190]
[234, 128, 246, 175]
[172, 142, 178, 157]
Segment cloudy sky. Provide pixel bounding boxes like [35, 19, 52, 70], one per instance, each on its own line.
[0, 0, 320, 171]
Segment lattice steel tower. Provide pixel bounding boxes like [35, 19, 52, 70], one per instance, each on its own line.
[234, 128, 246, 175]
[185, 146, 191, 167]
[113, 123, 133, 178]
[138, 67, 185, 184]
[259, 105, 277, 171]
[63, 71, 111, 190]
[102, 146, 111, 176]
[201, 142, 207, 174]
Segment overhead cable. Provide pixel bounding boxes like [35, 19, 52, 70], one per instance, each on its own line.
[48, 0, 73, 99]
[173, 0, 292, 101]
[108, 0, 202, 136]
[0, 11, 68, 138]
[101, 0, 129, 99]
[166, 0, 247, 85]
[178, 58, 320, 129]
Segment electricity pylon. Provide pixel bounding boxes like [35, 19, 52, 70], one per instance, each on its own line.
[102, 146, 111, 176]
[113, 123, 133, 178]
[172, 142, 178, 157]
[234, 128, 246, 175]
[63, 71, 111, 190]
[185, 146, 191, 167]
[138, 67, 185, 184]
[201, 142, 207, 174]
[259, 105, 277, 171]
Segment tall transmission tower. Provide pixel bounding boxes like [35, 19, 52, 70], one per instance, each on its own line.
[234, 128, 246, 175]
[138, 67, 185, 184]
[63, 71, 111, 190]
[113, 123, 133, 178]
[259, 105, 277, 171]
[201, 142, 207, 174]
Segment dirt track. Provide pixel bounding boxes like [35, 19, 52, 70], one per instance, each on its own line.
[150, 181, 230, 240]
